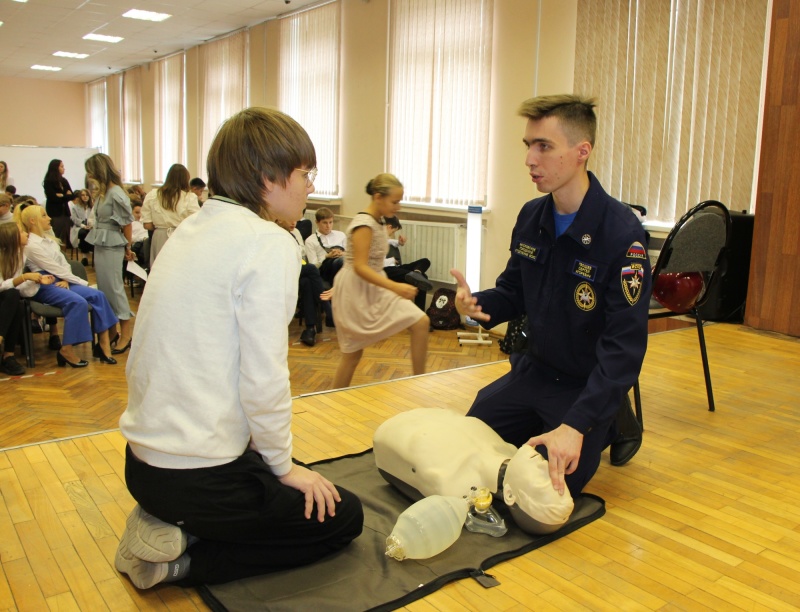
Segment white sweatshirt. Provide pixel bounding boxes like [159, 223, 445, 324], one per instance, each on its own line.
[120, 199, 301, 476]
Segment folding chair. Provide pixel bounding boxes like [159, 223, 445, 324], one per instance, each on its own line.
[633, 200, 731, 422]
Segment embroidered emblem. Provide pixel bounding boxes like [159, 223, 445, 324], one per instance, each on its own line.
[572, 260, 597, 281]
[621, 263, 644, 306]
[581, 234, 592, 245]
[574, 282, 596, 311]
[514, 242, 539, 261]
[626, 242, 647, 260]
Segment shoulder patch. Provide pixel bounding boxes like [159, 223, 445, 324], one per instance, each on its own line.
[621, 263, 644, 306]
[626, 242, 647, 259]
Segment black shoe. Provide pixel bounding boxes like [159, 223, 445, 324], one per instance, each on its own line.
[300, 328, 316, 347]
[31, 319, 43, 334]
[111, 340, 131, 355]
[56, 351, 88, 368]
[81, 257, 89, 266]
[48, 335, 62, 351]
[405, 271, 433, 292]
[610, 394, 643, 466]
[93, 344, 117, 364]
[110, 332, 120, 347]
[0, 356, 25, 376]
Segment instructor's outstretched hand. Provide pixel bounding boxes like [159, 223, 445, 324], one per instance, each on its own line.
[450, 269, 490, 322]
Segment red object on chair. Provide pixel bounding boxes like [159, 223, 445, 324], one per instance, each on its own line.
[652, 272, 705, 314]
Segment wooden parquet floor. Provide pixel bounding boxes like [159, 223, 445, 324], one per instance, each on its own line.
[2, 267, 800, 610]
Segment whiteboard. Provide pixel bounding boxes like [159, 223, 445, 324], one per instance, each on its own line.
[0, 145, 101, 202]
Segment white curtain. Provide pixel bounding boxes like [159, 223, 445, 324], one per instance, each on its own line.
[87, 79, 107, 154]
[154, 53, 186, 183]
[279, 1, 340, 196]
[122, 67, 143, 183]
[574, 0, 768, 222]
[197, 30, 248, 180]
[387, 0, 493, 207]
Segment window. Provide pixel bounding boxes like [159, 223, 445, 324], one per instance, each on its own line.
[574, 0, 768, 223]
[197, 30, 248, 180]
[279, 1, 340, 196]
[154, 53, 186, 183]
[87, 79, 108, 153]
[387, 0, 493, 207]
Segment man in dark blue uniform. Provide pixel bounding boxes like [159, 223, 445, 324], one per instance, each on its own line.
[452, 94, 649, 499]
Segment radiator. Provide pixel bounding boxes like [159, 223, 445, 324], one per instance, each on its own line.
[397, 220, 466, 283]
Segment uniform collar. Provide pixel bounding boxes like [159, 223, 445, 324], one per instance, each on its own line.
[558, 172, 608, 250]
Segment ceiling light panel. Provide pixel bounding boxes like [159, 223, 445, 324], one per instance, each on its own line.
[53, 51, 90, 59]
[31, 64, 62, 71]
[83, 33, 124, 43]
[123, 9, 171, 22]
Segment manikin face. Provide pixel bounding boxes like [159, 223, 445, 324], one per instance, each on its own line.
[523, 116, 590, 198]
[375, 187, 403, 218]
[317, 217, 334, 235]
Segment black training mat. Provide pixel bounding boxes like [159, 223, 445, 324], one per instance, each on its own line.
[198, 450, 605, 612]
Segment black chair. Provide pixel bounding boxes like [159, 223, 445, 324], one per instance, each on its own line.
[21, 260, 95, 368]
[633, 200, 731, 423]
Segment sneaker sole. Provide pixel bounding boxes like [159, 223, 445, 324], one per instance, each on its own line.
[115, 545, 168, 589]
[123, 505, 187, 563]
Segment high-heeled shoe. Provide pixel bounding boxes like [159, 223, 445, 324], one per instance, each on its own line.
[110, 332, 120, 347]
[111, 339, 131, 355]
[57, 351, 88, 368]
[93, 344, 117, 364]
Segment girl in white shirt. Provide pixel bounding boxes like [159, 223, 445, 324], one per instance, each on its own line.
[140, 164, 200, 266]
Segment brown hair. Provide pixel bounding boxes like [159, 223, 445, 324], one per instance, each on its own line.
[84, 153, 123, 198]
[206, 107, 316, 219]
[0, 222, 23, 280]
[315, 207, 334, 223]
[157, 164, 191, 212]
[517, 94, 597, 146]
[365, 173, 403, 198]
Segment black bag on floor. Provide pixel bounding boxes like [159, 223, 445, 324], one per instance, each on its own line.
[426, 288, 461, 330]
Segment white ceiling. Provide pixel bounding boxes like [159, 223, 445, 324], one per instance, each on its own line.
[0, 0, 319, 83]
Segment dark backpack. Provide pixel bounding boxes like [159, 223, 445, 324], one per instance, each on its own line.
[426, 288, 461, 330]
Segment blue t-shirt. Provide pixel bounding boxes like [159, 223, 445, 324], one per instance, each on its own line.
[554, 210, 578, 238]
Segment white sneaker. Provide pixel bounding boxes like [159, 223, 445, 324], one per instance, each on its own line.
[115, 536, 168, 589]
[121, 504, 187, 563]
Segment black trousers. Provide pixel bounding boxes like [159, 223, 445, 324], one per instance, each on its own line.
[0, 289, 22, 352]
[319, 256, 344, 285]
[384, 259, 431, 311]
[298, 263, 326, 327]
[466, 352, 616, 498]
[125, 445, 364, 586]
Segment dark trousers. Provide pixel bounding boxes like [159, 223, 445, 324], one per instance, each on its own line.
[0, 289, 22, 352]
[299, 263, 326, 328]
[385, 258, 431, 311]
[466, 352, 615, 497]
[77, 228, 94, 254]
[319, 256, 344, 285]
[125, 445, 364, 586]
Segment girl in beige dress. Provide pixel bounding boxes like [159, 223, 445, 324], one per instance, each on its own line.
[332, 173, 429, 388]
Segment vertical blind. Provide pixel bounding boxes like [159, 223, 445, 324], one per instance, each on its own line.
[87, 80, 108, 154]
[387, 0, 493, 207]
[197, 30, 248, 180]
[153, 54, 186, 183]
[279, 1, 340, 196]
[574, 0, 768, 222]
[122, 67, 143, 183]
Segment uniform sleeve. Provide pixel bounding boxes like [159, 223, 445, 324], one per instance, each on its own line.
[235, 233, 301, 476]
[562, 227, 652, 434]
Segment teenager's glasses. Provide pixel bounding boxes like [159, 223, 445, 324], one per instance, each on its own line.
[296, 167, 318, 188]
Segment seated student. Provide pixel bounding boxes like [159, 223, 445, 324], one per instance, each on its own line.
[130, 203, 150, 270]
[4, 185, 16, 199]
[276, 219, 334, 346]
[116, 107, 363, 590]
[68, 190, 94, 263]
[0, 194, 13, 224]
[15, 205, 120, 367]
[304, 207, 346, 285]
[189, 177, 207, 205]
[382, 216, 432, 311]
